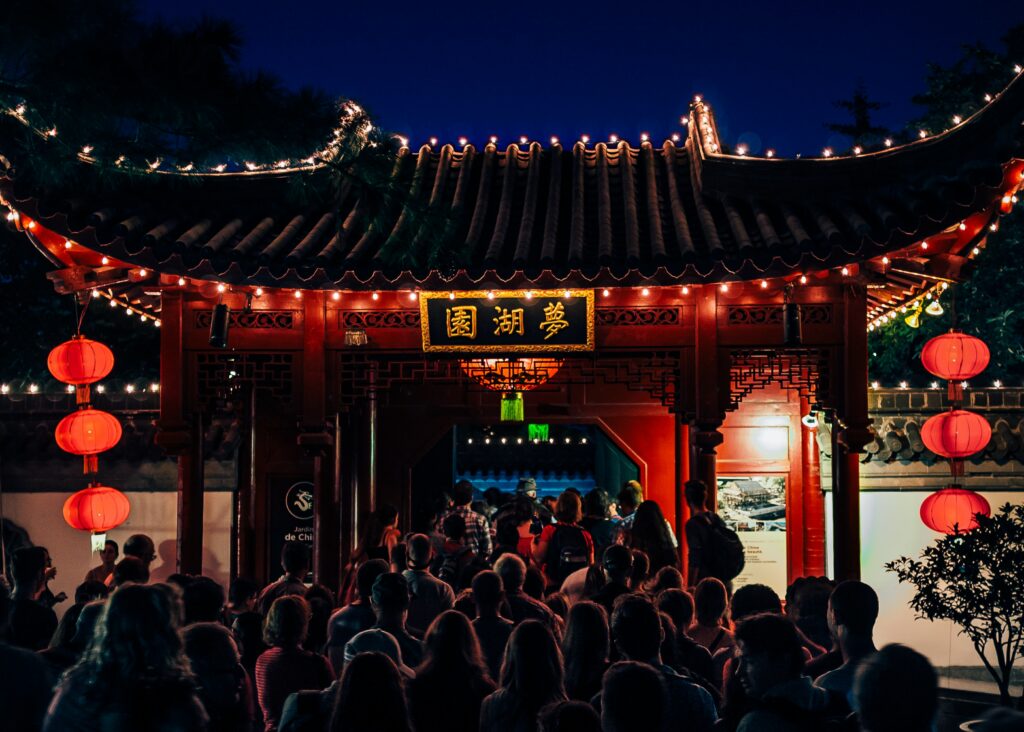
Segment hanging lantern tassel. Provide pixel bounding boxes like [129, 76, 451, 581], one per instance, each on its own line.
[501, 392, 524, 422]
[91, 532, 108, 552]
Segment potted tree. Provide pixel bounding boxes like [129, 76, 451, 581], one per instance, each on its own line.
[887, 503, 1024, 707]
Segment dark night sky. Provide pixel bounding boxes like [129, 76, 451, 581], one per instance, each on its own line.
[145, 1, 1024, 155]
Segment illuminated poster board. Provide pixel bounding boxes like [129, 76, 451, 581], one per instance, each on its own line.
[717, 475, 787, 595]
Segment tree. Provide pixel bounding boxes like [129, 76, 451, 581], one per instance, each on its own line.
[886, 503, 1024, 706]
[825, 82, 890, 149]
[868, 25, 1024, 387]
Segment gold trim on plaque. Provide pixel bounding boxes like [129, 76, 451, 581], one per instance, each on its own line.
[419, 289, 596, 353]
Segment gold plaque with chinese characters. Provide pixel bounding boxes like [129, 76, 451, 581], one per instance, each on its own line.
[419, 290, 595, 353]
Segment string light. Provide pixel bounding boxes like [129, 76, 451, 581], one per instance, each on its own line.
[64, 239, 72, 249]
[871, 381, 880, 389]
[581, 135, 590, 144]
[852, 146, 862, 155]
[449, 292, 455, 300]
[822, 147, 833, 158]
[720, 283, 729, 292]
[91, 289, 101, 298]
[993, 380, 1003, 388]
[371, 292, 379, 300]
[520, 136, 528, 145]
[881, 256, 889, 265]
[609, 134, 618, 143]
[138, 269, 147, 277]
[765, 149, 775, 158]
[641, 288, 650, 296]
[217, 283, 226, 293]
[254, 287, 264, 297]
[562, 290, 571, 299]
[332, 291, 341, 301]
[799, 274, 808, 284]
[841, 266, 849, 276]
[177, 277, 186, 286]
[671, 134, 681, 142]
[640, 132, 649, 142]
[100, 256, 109, 265]
[921, 241, 928, 250]
[458, 137, 468, 147]
[736, 145, 748, 156]
[525, 291, 534, 299]
[930, 381, 939, 389]
[602, 289, 610, 297]
[681, 286, 690, 295]
[760, 280, 768, 288]
[429, 137, 438, 146]
[408, 291, 417, 301]
[293, 290, 302, 299]
[918, 130, 928, 139]
[884, 138, 893, 147]
[486, 291, 494, 300]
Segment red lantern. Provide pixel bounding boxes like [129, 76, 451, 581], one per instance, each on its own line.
[920, 332, 990, 381]
[47, 336, 114, 385]
[461, 358, 563, 391]
[63, 484, 131, 533]
[55, 408, 122, 455]
[920, 410, 991, 458]
[920, 487, 990, 533]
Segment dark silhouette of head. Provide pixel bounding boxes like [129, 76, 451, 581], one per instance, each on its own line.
[355, 559, 389, 603]
[855, 644, 937, 732]
[630, 501, 674, 554]
[499, 620, 565, 717]
[610, 595, 663, 662]
[472, 570, 504, 613]
[655, 588, 695, 632]
[113, 556, 149, 587]
[452, 480, 475, 507]
[263, 595, 310, 648]
[123, 534, 156, 568]
[442, 513, 467, 541]
[420, 610, 490, 683]
[228, 577, 259, 611]
[582, 489, 610, 519]
[684, 480, 708, 511]
[646, 566, 684, 594]
[371, 573, 410, 621]
[829, 580, 879, 636]
[601, 661, 666, 732]
[735, 613, 804, 698]
[406, 533, 433, 570]
[76, 580, 109, 604]
[730, 583, 782, 622]
[183, 576, 226, 625]
[280, 541, 311, 577]
[617, 482, 643, 515]
[693, 577, 728, 626]
[12, 546, 48, 594]
[601, 544, 633, 585]
[330, 651, 410, 732]
[562, 601, 609, 698]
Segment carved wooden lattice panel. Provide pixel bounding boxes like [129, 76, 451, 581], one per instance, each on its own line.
[334, 353, 682, 409]
[340, 310, 421, 329]
[596, 308, 680, 326]
[193, 310, 296, 329]
[726, 305, 832, 326]
[195, 352, 296, 406]
[728, 348, 832, 410]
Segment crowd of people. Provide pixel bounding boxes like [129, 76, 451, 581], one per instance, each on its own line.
[0, 478, 1020, 731]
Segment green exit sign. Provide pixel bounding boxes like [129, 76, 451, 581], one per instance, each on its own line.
[528, 424, 550, 441]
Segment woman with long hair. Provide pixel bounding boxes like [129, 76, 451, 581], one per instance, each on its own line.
[329, 652, 410, 732]
[353, 504, 401, 564]
[407, 610, 495, 732]
[479, 620, 567, 732]
[44, 584, 208, 731]
[626, 500, 678, 574]
[560, 602, 609, 702]
[689, 577, 735, 656]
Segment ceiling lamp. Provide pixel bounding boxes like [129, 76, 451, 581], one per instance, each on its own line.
[461, 358, 563, 421]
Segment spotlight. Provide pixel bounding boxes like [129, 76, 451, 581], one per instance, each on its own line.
[209, 303, 230, 348]
[801, 413, 819, 429]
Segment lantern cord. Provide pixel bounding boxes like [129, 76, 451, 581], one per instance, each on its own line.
[74, 293, 92, 336]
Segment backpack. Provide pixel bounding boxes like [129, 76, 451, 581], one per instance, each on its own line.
[703, 513, 745, 581]
[435, 546, 471, 588]
[547, 524, 590, 584]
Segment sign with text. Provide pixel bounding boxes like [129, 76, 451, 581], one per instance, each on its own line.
[717, 475, 788, 595]
[420, 290, 595, 353]
[268, 477, 314, 581]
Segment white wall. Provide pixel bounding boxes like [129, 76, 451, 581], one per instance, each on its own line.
[4, 491, 232, 617]
[824, 490, 1024, 673]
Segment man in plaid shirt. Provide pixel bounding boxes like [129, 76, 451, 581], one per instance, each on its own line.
[437, 480, 492, 559]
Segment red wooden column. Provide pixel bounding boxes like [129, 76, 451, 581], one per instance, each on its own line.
[155, 287, 204, 575]
[694, 285, 724, 509]
[833, 285, 874, 581]
[674, 410, 690, 570]
[296, 292, 338, 589]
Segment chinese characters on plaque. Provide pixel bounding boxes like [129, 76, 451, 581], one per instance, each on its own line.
[421, 290, 594, 352]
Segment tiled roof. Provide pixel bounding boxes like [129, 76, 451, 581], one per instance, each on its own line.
[3, 77, 1023, 291]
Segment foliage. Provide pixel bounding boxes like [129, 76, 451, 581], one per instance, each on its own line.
[868, 208, 1024, 386]
[886, 503, 1024, 705]
[867, 25, 1024, 387]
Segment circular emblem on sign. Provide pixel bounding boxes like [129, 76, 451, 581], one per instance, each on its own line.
[285, 481, 315, 521]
